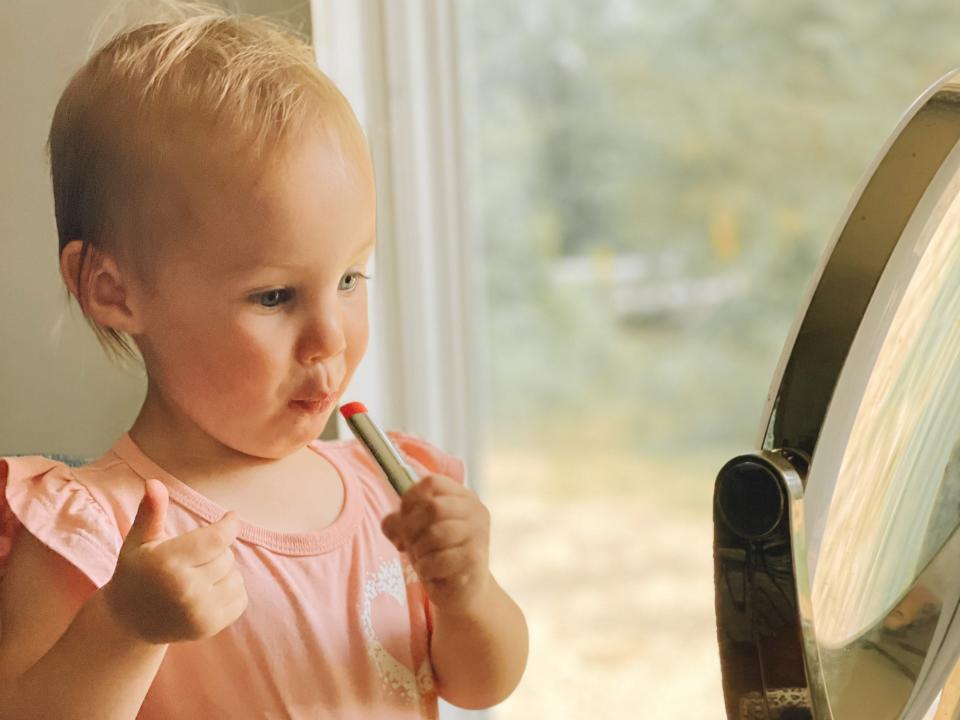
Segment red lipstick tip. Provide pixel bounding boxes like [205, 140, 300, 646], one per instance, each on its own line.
[339, 401, 368, 419]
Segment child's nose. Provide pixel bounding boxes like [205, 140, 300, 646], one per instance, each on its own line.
[298, 309, 347, 363]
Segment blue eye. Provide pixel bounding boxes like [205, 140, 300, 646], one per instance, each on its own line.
[256, 288, 294, 308]
[340, 272, 371, 293]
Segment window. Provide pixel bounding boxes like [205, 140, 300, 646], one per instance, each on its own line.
[455, 2, 960, 718]
[314, 1, 960, 716]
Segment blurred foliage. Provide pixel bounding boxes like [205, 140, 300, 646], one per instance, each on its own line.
[457, 0, 960, 463]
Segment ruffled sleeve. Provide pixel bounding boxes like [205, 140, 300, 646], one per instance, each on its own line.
[386, 431, 467, 487]
[0, 456, 123, 588]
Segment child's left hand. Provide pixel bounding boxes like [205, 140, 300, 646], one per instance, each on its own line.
[381, 474, 492, 616]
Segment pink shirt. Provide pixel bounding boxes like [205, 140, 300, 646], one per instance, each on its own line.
[0, 431, 465, 719]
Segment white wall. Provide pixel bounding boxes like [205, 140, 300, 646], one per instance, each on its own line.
[0, 0, 312, 458]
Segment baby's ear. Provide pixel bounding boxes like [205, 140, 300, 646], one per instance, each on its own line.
[59, 239, 144, 335]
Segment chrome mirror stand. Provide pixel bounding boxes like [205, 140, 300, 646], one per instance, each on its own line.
[714, 448, 831, 720]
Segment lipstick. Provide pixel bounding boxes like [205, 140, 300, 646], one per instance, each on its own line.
[339, 402, 418, 496]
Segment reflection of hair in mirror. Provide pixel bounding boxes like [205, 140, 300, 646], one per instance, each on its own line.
[921, 442, 960, 562]
[881, 585, 939, 632]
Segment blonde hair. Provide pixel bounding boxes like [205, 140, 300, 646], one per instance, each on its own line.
[49, 2, 360, 367]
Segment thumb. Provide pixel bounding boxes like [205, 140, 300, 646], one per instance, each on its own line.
[214, 510, 241, 544]
[126, 478, 169, 547]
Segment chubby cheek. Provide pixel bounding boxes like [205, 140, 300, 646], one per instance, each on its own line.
[161, 313, 281, 421]
[146, 289, 370, 447]
[342, 298, 370, 386]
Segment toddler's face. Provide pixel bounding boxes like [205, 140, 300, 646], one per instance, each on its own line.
[131, 125, 376, 458]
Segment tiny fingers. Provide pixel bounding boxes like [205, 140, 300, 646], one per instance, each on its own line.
[412, 543, 472, 581]
[198, 547, 236, 584]
[213, 565, 246, 595]
[381, 513, 406, 551]
[408, 519, 471, 557]
[407, 474, 466, 501]
[402, 495, 476, 542]
[216, 574, 249, 625]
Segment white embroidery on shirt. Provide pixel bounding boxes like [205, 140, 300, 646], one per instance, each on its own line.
[360, 558, 435, 708]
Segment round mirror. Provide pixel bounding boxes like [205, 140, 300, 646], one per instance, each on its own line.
[715, 69, 960, 720]
[809, 138, 960, 718]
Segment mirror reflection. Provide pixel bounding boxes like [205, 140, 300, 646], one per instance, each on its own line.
[812, 165, 960, 717]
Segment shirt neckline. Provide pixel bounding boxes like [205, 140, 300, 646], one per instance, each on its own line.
[109, 432, 360, 556]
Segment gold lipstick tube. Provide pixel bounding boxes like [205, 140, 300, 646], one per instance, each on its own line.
[339, 402, 418, 495]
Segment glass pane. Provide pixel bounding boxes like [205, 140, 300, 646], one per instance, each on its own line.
[454, 2, 960, 717]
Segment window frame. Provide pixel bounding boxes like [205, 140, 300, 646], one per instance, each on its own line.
[313, 1, 485, 474]
[311, 4, 488, 716]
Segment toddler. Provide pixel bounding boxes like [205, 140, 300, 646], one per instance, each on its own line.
[0, 6, 528, 719]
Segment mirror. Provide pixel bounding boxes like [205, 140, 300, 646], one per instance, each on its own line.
[811, 149, 960, 719]
[714, 69, 960, 720]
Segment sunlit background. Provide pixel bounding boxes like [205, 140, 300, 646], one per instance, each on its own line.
[453, 2, 960, 717]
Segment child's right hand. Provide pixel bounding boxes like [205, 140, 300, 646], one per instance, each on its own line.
[103, 478, 248, 645]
